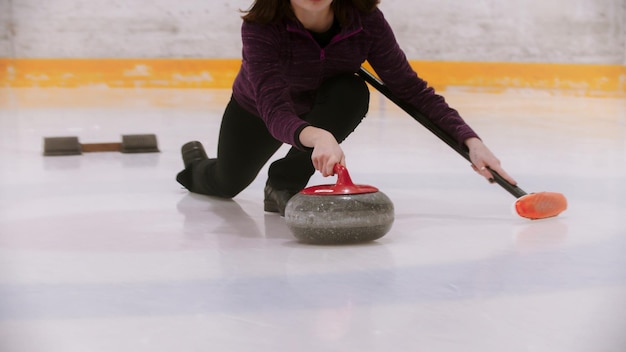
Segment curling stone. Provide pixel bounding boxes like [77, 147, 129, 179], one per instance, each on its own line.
[284, 165, 394, 245]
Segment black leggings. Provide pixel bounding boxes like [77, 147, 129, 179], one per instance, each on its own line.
[188, 74, 370, 198]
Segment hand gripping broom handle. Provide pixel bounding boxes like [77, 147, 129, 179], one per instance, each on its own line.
[357, 67, 527, 199]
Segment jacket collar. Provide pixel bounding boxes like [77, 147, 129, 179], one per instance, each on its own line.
[285, 7, 363, 36]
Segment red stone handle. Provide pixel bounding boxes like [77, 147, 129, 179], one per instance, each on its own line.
[333, 164, 355, 188]
[300, 164, 379, 195]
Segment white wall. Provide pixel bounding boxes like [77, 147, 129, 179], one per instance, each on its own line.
[381, 0, 626, 64]
[1, 0, 624, 64]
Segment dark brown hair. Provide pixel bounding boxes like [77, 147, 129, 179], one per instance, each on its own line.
[242, 0, 380, 26]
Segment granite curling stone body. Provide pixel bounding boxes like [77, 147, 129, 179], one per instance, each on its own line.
[284, 165, 394, 244]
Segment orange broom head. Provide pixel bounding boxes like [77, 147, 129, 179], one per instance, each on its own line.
[515, 192, 568, 220]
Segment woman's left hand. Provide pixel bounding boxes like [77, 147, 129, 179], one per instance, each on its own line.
[465, 137, 517, 185]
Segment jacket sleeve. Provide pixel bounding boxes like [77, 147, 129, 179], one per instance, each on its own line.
[240, 21, 310, 149]
[364, 9, 479, 145]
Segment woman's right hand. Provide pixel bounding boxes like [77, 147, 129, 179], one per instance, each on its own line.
[299, 126, 345, 177]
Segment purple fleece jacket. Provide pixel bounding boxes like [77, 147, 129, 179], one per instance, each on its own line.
[232, 7, 478, 149]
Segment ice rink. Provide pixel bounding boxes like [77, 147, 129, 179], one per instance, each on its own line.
[1, 86, 625, 352]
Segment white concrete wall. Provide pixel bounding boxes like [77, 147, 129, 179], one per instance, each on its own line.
[1, 0, 624, 64]
[0, 0, 12, 56]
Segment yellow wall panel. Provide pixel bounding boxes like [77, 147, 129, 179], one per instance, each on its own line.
[1, 59, 624, 97]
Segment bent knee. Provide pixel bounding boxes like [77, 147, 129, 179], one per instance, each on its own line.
[320, 74, 370, 112]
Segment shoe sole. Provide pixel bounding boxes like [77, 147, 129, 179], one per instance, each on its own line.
[264, 200, 283, 216]
[181, 141, 208, 168]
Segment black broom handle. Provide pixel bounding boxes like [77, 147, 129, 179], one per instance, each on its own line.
[357, 67, 527, 198]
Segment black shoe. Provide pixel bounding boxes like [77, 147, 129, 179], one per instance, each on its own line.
[264, 183, 299, 216]
[181, 141, 208, 168]
[177, 141, 209, 192]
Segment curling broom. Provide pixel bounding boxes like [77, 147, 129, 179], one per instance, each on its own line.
[357, 66, 567, 220]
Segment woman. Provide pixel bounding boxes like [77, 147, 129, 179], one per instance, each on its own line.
[176, 0, 516, 216]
